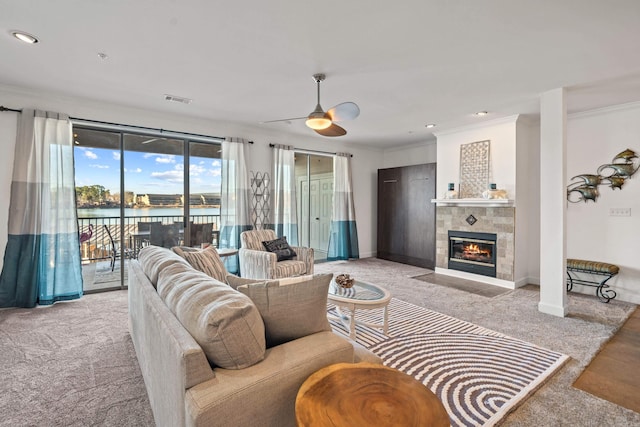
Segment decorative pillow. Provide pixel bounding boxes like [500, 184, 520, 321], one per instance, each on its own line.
[138, 245, 191, 288]
[174, 245, 227, 282]
[225, 274, 278, 290]
[262, 237, 297, 261]
[237, 273, 333, 347]
[157, 262, 266, 369]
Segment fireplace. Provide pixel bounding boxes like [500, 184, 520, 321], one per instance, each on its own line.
[448, 230, 497, 277]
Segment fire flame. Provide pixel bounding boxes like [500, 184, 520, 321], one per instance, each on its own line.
[463, 243, 491, 256]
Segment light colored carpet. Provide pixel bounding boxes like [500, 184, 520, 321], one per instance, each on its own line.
[328, 298, 569, 426]
[0, 257, 638, 426]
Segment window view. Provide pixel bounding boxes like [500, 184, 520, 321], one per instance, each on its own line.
[295, 153, 333, 261]
[74, 127, 222, 292]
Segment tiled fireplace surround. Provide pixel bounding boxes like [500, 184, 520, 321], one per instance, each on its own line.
[435, 206, 515, 282]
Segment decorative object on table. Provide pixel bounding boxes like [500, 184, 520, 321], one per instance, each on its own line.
[567, 148, 639, 203]
[444, 182, 458, 199]
[334, 273, 355, 288]
[459, 140, 491, 198]
[250, 171, 270, 229]
[482, 183, 508, 199]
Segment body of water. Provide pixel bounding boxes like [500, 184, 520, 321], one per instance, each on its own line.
[77, 206, 220, 219]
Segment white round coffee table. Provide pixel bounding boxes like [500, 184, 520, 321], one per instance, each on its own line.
[327, 279, 392, 340]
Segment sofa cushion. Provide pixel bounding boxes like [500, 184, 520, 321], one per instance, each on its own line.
[138, 245, 191, 287]
[262, 236, 297, 261]
[237, 273, 333, 347]
[173, 245, 227, 282]
[157, 262, 266, 369]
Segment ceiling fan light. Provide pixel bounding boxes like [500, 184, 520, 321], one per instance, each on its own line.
[305, 111, 332, 130]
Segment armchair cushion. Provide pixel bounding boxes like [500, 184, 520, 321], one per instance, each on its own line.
[237, 273, 333, 347]
[262, 236, 297, 261]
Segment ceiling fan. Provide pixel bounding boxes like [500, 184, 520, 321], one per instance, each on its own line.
[261, 73, 360, 137]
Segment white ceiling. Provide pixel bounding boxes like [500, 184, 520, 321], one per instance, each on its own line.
[2, 0, 640, 149]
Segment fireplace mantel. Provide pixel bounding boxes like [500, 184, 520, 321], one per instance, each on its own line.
[431, 198, 513, 207]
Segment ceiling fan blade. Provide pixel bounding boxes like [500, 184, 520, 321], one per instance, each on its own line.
[327, 102, 360, 122]
[314, 123, 347, 137]
[259, 116, 307, 124]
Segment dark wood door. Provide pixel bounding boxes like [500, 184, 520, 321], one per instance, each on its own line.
[377, 163, 436, 269]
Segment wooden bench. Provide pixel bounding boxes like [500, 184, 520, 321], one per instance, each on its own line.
[566, 259, 619, 303]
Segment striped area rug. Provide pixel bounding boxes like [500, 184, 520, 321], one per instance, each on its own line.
[328, 298, 569, 427]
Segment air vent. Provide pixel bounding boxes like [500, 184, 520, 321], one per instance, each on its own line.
[163, 94, 192, 104]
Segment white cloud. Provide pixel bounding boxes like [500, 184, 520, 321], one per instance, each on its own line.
[212, 160, 221, 167]
[155, 154, 176, 164]
[190, 164, 206, 176]
[112, 151, 121, 160]
[84, 150, 98, 160]
[150, 170, 183, 183]
[124, 167, 143, 173]
[89, 164, 109, 169]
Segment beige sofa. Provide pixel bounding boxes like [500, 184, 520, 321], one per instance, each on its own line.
[128, 246, 380, 427]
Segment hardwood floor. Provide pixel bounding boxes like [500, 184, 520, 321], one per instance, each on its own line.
[573, 306, 640, 413]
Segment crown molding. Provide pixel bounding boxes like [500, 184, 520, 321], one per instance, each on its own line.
[433, 114, 520, 137]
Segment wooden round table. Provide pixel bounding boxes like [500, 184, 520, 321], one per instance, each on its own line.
[295, 362, 450, 427]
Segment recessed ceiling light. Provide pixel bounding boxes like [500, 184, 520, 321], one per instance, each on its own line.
[11, 30, 38, 44]
[475, 111, 488, 116]
[425, 123, 436, 128]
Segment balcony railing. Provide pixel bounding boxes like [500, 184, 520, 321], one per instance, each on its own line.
[77, 214, 221, 263]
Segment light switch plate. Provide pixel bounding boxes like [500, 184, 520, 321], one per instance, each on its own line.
[609, 208, 631, 217]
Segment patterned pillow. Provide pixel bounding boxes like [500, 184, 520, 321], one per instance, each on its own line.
[262, 237, 297, 261]
[237, 273, 333, 347]
[175, 245, 227, 282]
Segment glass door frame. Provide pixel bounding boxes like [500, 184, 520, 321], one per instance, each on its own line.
[73, 123, 222, 292]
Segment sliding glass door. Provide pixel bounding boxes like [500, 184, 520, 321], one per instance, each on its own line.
[73, 127, 221, 292]
[295, 154, 333, 261]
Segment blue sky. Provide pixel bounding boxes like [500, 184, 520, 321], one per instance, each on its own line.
[74, 147, 222, 195]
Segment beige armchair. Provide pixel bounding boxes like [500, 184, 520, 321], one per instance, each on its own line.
[239, 229, 314, 279]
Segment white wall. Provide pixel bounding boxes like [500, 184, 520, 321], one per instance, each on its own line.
[0, 84, 384, 269]
[434, 116, 519, 199]
[381, 139, 437, 169]
[518, 118, 541, 285]
[566, 102, 640, 303]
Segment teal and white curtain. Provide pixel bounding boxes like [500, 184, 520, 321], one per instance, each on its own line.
[219, 137, 252, 273]
[0, 110, 83, 307]
[272, 144, 298, 245]
[327, 153, 359, 260]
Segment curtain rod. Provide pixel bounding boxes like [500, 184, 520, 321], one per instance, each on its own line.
[0, 105, 253, 144]
[269, 143, 352, 157]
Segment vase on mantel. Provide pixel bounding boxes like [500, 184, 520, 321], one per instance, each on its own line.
[444, 183, 458, 199]
[482, 183, 508, 200]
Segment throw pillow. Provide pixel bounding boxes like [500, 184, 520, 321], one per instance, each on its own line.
[225, 274, 278, 290]
[175, 245, 227, 282]
[237, 273, 333, 347]
[262, 237, 297, 261]
[157, 262, 266, 369]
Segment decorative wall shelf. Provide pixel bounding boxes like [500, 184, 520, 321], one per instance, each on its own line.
[431, 198, 513, 207]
